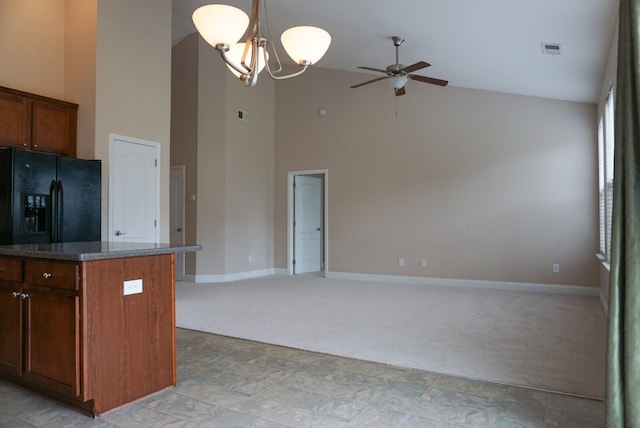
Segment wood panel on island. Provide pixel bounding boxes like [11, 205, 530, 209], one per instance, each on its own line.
[0, 242, 200, 417]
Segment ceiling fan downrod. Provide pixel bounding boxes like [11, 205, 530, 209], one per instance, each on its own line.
[393, 36, 404, 67]
[389, 36, 405, 74]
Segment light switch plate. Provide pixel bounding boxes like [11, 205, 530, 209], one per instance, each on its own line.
[123, 279, 143, 296]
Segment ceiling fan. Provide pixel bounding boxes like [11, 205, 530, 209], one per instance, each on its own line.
[351, 36, 448, 96]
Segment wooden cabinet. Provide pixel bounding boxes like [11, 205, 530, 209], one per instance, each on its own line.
[23, 260, 81, 397]
[0, 258, 80, 397]
[0, 86, 78, 157]
[0, 257, 24, 376]
[0, 282, 22, 376]
[0, 253, 176, 417]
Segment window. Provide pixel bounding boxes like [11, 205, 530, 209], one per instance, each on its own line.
[598, 88, 615, 261]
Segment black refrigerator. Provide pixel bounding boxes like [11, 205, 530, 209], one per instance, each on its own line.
[0, 148, 101, 244]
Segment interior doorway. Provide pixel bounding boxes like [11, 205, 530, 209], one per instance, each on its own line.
[288, 170, 328, 275]
[109, 134, 160, 243]
[170, 165, 186, 280]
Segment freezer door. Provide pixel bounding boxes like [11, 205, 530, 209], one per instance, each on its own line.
[56, 156, 101, 242]
[7, 150, 56, 244]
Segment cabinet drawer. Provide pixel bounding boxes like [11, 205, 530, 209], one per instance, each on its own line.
[24, 260, 78, 291]
[0, 257, 22, 282]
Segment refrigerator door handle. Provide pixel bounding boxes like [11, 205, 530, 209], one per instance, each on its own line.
[49, 180, 58, 243]
[56, 180, 63, 243]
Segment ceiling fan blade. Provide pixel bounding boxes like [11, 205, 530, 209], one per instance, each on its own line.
[410, 74, 449, 87]
[357, 66, 388, 74]
[351, 76, 388, 89]
[395, 86, 406, 96]
[401, 61, 431, 73]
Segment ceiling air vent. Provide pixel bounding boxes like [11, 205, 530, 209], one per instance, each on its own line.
[541, 43, 562, 55]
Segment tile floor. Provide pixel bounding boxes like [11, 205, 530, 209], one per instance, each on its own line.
[0, 328, 605, 427]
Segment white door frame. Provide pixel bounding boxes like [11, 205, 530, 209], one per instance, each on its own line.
[287, 169, 329, 275]
[108, 133, 161, 243]
[170, 165, 186, 280]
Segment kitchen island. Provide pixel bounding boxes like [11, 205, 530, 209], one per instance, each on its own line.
[0, 242, 200, 417]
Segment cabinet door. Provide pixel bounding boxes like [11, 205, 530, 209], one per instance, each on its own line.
[0, 92, 29, 149]
[23, 287, 80, 397]
[31, 101, 77, 157]
[0, 282, 22, 376]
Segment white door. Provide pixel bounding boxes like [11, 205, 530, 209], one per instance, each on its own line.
[109, 135, 159, 243]
[294, 175, 323, 274]
[170, 166, 185, 280]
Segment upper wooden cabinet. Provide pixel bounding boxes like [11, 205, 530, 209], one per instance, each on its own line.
[0, 86, 78, 157]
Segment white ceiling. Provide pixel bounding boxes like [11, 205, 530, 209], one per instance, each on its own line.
[172, 0, 619, 104]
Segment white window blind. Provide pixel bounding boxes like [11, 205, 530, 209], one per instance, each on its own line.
[598, 89, 615, 261]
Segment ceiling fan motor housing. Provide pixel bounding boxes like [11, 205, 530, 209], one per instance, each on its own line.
[386, 64, 404, 74]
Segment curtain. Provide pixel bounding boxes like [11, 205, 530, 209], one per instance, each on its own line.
[606, 0, 640, 426]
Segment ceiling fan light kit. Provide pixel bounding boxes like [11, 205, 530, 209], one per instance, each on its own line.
[387, 75, 408, 90]
[192, 1, 331, 87]
[351, 36, 449, 96]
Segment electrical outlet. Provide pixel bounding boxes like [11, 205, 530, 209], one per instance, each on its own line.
[248, 254, 253, 263]
[552, 264, 560, 274]
[398, 258, 405, 267]
[123, 279, 143, 296]
[421, 259, 427, 268]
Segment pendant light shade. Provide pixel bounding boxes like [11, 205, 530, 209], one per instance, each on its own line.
[192, 1, 331, 86]
[225, 43, 269, 78]
[192, 4, 249, 48]
[280, 26, 332, 65]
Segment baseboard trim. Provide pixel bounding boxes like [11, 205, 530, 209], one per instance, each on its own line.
[326, 271, 600, 296]
[182, 268, 600, 296]
[183, 268, 288, 283]
[599, 290, 608, 315]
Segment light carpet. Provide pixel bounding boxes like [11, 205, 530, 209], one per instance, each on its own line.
[176, 274, 606, 399]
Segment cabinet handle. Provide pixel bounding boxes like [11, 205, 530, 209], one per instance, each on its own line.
[42, 272, 53, 279]
[21, 293, 29, 300]
[33, 144, 38, 148]
[12, 291, 20, 298]
[22, 143, 28, 147]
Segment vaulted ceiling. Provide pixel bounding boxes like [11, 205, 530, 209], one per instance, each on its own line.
[172, 0, 619, 103]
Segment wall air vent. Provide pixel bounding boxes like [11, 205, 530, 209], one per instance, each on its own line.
[541, 43, 562, 55]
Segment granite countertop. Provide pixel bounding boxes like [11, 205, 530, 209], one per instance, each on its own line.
[0, 241, 201, 261]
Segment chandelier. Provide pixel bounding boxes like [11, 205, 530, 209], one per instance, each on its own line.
[192, 1, 331, 87]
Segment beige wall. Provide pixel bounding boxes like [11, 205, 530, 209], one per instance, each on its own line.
[275, 67, 599, 287]
[1, 0, 173, 243]
[171, 35, 200, 275]
[224, 64, 275, 273]
[65, 0, 97, 160]
[95, 0, 172, 242]
[171, 36, 275, 276]
[194, 36, 227, 274]
[0, 0, 65, 98]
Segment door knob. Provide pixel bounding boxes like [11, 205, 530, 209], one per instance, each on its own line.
[115, 230, 127, 236]
[175, 227, 182, 232]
